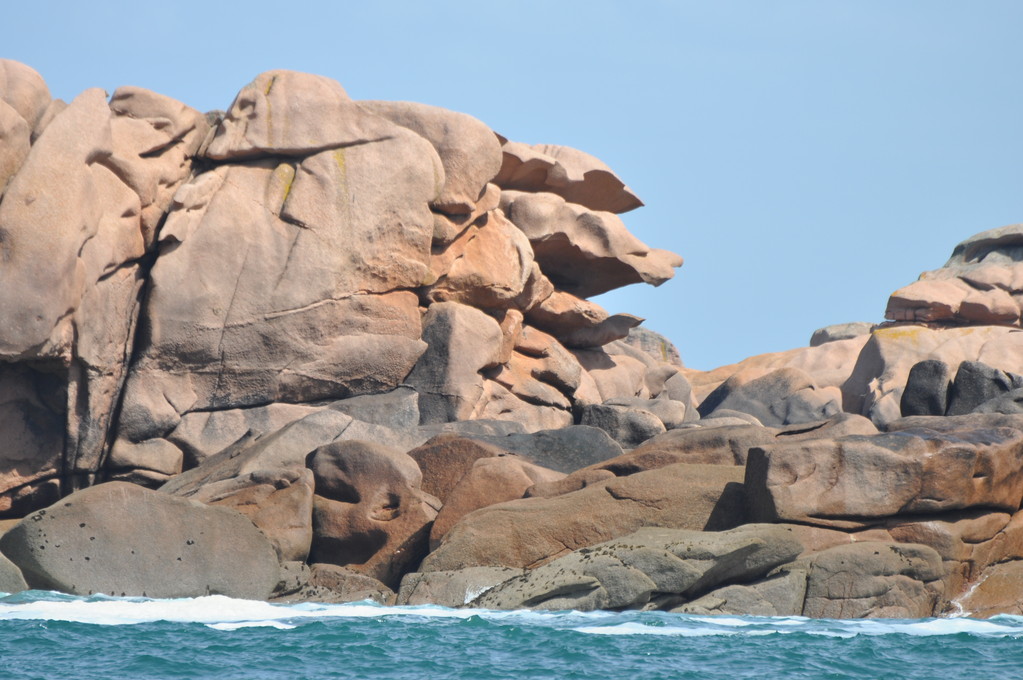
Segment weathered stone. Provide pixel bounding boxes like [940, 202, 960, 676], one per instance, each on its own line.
[842, 325, 1023, 426]
[572, 346, 650, 401]
[0, 99, 30, 195]
[466, 425, 624, 474]
[886, 279, 973, 323]
[953, 560, 1023, 617]
[526, 291, 641, 349]
[0, 550, 27, 594]
[746, 427, 1023, 527]
[122, 132, 439, 436]
[406, 302, 504, 424]
[0, 365, 67, 516]
[621, 326, 684, 367]
[198, 467, 315, 563]
[946, 360, 1020, 416]
[494, 142, 643, 214]
[206, 70, 400, 160]
[900, 359, 952, 417]
[430, 455, 563, 547]
[800, 542, 944, 618]
[579, 403, 666, 448]
[0, 60, 51, 131]
[605, 396, 688, 430]
[397, 566, 524, 607]
[421, 463, 746, 571]
[810, 322, 877, 347]
[674, 569, 807, 616]
[0, 482, 279, 599]
[277, 564, 396, 605]
[699, 367, 840, 427]
[959, 288, 1021, 324]
[307, 440, 439, 589]
[500, 190, 680, 297]
[107, 86, 209, 243]
[0, 88, 113, 360]
[471, 524, 802, 611]
[407, 434, 511, 503]
[424, 210, 534, 310]
[359, 100, 502, 216]
[687, 335, 869, 406]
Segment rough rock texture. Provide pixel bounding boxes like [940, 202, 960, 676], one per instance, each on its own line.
[421, 463, 746, 572]
[0, 482, 279, 598]
[307, 440, 440, 589]
[885, 224, 1023, 326]
[470, 525, 802, 611]
[745, 425, 1023, 527]
[397, 566, 525, 607]
[13, 61, 1023, 620]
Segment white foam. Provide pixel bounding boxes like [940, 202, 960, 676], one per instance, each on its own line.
[4, 592, 1023, 637]
[574, 622, 740, 637]
[207, 621, 297, 631]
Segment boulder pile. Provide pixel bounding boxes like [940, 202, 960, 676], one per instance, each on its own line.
[2, 60, 1023, 619]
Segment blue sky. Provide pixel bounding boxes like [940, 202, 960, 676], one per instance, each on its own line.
[5, 1, 1023, 369]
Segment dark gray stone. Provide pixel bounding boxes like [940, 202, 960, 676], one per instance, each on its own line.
[900, 359, 951, 417]
[947, 361, 1018, 416]
[468, 426, 624, 473]
[974, 388, 1023, 415]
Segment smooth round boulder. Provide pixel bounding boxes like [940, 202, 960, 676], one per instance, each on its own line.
[0, 482, 280, 599]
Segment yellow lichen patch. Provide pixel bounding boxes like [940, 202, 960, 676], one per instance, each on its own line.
[263, 75, 277, 96]
[268, 162, 297, 214]
[332, 149, 350, 205]
[873, 325, 930, 342]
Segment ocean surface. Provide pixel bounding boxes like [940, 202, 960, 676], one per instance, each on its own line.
[2, 591, 1022, 680]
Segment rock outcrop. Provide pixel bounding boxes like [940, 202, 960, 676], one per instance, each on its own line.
[3, 59, 1023, 620]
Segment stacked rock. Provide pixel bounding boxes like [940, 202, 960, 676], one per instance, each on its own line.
[6, 60, 1023, 620]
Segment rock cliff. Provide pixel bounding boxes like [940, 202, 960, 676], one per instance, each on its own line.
[2, 60, 1022, 619]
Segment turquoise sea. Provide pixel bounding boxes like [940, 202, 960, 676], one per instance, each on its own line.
[2, 591, 1021, 679]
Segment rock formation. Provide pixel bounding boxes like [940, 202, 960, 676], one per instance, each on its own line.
[2, 59, 1023, 619]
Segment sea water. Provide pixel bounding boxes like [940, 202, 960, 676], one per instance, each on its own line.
[1, 591, 1021, 680]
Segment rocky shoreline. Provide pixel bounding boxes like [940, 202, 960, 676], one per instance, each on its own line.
[1, 60, 1023, 618]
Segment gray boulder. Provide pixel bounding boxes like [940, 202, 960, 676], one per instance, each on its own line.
[397, 567, 525, 607]
[578, 403, 666, 449]
[0, 482, 280, 599]
[469, 524, 802, 611]
[900, 359, 951, 417]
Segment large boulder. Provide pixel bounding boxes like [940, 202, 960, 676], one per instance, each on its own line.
[470, 524, 802, 611]
[500, 190, 680, 297]
[205, 70, 398, 159]
[800, 542, 945, 618]
[430, 455, 563, 547]
[421, 462, 745, 571]
[0, 482, 280, 599]
[306, 440, 440, 589]
[120, 124, 438, 439]
[745, 426, 1023, 527]
[493, 141, 643, 214]
[842, 325, 1023, 426]
[358, 100, 503, 217]
[884, 224, 1023, 327]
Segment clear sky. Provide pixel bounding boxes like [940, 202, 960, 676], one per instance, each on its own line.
[5, 1, 1022, 369]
